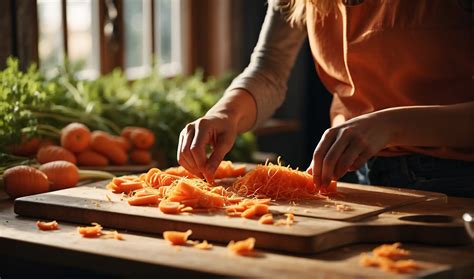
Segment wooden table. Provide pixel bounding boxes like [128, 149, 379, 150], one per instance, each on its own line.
[1, 187, 473, 278]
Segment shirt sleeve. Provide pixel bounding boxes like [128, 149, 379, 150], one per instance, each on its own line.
[225, 0, 307, 129]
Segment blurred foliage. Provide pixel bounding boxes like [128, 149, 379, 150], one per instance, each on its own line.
[0, 57, 256, 166]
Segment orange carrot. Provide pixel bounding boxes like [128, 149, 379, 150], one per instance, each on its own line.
[163, 229, 192, 245]
[109, 135, 131, 151]
[128, 194, 160, 206]
[120, 126, 138, 140]
[164, 166, 197, 178]
[319, 180, 338, 195]
[241, 204, 269, 219]
[258, 213, 274, 225]
[36, 145, 77, 164]
[39, 160, 79, 190]
[159, 201, 182, 214]
[36, 220, 59, 231]
[227, 237, 256, 255]
[90, 131, 127, 165]
[9, 137, 41, 156]
[130, 128, 155, 149]
[60, 122, 91, 153]
[108, 181, 143, 194]
[194, 240, 213, 250]
[130, 149, 152, 165]
[373, 243, 410, 259]
[3, 166, 49, 199]
[77, 150, 109, 166]
[77, 223, 103, 238]
[167, 180, 225, 208]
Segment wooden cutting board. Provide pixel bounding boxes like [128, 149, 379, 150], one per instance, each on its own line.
[14, 181, 470, 254]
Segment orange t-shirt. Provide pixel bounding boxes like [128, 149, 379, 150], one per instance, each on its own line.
[306, 0, 474, 161]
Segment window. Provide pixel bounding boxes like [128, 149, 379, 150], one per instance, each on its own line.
[37, 0, 184, 79]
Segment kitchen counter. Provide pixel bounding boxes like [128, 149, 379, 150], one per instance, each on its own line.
[0, 187, 473, 278]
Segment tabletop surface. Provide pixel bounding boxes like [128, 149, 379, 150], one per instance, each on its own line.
[1, 184, 473, 278]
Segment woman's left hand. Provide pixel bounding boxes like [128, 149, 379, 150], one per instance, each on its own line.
[308, 111, 395, 189]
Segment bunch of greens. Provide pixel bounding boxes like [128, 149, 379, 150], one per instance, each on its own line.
[0, 58, 256, 167]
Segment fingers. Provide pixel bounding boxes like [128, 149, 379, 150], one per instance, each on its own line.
[204, 133, 234, 182]
[311, 129, 337, 187]
[348, 151, 372, 172]
[320, 130, 351, 187]
[333, 139, 364, 180]
[177, 125, 203, 178]
[190, 119, 212, 175]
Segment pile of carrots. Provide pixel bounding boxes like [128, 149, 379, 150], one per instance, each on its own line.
[9, 122, 156, 167]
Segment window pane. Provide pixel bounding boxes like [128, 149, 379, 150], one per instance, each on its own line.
[37, 0, 64, 71]
[66, 0, 99, 78]
[124, 0, 152, 77]
[155, 0, 181, 72]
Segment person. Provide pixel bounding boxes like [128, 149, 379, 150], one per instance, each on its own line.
[177, 0, 474, 197]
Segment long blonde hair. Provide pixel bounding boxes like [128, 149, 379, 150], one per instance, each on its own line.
[284, 0, 336, 26]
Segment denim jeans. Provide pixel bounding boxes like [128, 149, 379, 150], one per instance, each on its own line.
[356, 154, 474, 198]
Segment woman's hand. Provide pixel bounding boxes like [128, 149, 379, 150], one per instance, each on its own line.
[177, 89, 257, 182]
[308, 111, 394, 189]
[178, 113, 238, 182]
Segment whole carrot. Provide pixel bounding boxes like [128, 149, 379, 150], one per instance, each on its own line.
[36, 145, 77, 164]
[60, 122, 91, 153]
[90, 131, 127, 165]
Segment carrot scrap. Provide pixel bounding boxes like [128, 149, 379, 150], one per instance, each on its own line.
[102, 230, 125, 241]
[127, 194, 160, 206]
[77, 223, 103, 238]
[163, 230, 192, 246]
[36, 220, 59, 231]
[227, 237, 256, 256]
[194, 240, 213, 250]
[159, 201, 182, 214]
[241, 204, 269, 219]
[373, 242, 410, 259]
[258, 213, 274, 225]
[359, 243, 421, 274]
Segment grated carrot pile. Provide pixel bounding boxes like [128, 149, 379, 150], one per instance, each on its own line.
[359, 243, 421, 274]
[231, 159, 337, 200]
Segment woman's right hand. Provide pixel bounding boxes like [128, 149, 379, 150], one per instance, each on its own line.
[177, 89, 257, 182]
[177, 112, 238, 182]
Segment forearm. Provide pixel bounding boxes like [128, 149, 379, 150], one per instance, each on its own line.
[385, 102, 474, 148]
[206, 89, 257, 133]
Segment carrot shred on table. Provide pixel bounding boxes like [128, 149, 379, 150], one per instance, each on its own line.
[159, 201, 182, 214]
[36, 220, 59, 231]
[227, 237, 256, 256]
[102, 230, 125, 241]
[77, 223, 103, 238]
[232, 159, 336, 200]
[163, 229, 192, 245]
[359, 243, 421, 274]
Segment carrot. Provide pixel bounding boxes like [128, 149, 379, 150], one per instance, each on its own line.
[373, 243, 410, 259]
[90, 131, 127, 165]
[159, 201, 182, 214]
[38, 139, 56, 149]
[77, 223, 103, 238]
[128, 194, 160, 206]
[109, 135, 131, 151]
[120, 126, 138, 140]
[3, 166, 49, 199]
[39, 161, 79, 190]
[108, 180, 143, 194]
[319, 180, 338, 195]
[130, 149, 152, 165]
[36, 145, 77, 164]
[36, 220, 59, 231]
[77, 150, 109, 167]
[130, 128, 155, 149]
[241, 204, 269, 219]
[164, 166, 197, 178]
[227, 237, 256, 255]
[60, 122, 91, 153]
[258, 213, 274, 225]
[145, 168, 181, 187]
[9, 137, 41, 156]
[167, 180, 225, 208]
[163, 229, 192, 245]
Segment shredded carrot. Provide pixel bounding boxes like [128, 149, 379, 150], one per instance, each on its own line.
[163, 229, 192, 245]
[232, 159, 335, 200]
[77, 223, 103, 238]
[373, 242, 410, 259]
[258, 213, 274, 225]
[36, 220, 59, 231]
[241, 204, 269, 219]
[167, 179, 225, 208]
[227, 237, 256, 256]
